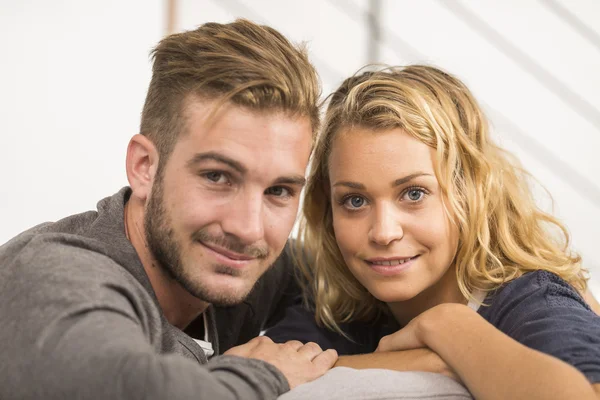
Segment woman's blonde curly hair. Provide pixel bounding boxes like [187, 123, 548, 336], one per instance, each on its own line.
[295, 65, 587, 334]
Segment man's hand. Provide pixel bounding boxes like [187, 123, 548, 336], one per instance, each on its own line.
[224, 336, 338, 389]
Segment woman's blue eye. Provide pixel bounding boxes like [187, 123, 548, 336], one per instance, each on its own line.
[346, 196, 365, 208]
[406, 189, 424, 201]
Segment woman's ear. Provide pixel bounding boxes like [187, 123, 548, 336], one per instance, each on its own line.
[125, 134, 160, 202]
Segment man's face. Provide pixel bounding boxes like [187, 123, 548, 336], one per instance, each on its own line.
[144, 98, 312, 306]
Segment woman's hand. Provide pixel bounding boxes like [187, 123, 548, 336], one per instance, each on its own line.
[378, 302, 598, 400]
[376, 303, 470, 353]
[375, 313, 426, 353]
[374, 304, 470, 382]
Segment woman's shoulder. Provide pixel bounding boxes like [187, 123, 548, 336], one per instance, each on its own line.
[478, 271, 600, 384]
[486, 270, 588, 308]
[478, 269, 595, 331]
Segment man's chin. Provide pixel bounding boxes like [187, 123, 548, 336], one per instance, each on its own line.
[183, 277, 256, 307]
[198, 288, 252, 307]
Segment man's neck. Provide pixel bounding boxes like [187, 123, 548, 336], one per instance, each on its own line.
[124, 197, 209, 330]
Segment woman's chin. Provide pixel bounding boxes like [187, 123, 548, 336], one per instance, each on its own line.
[369, 287, 418, 304]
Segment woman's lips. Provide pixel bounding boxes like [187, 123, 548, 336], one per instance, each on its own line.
[364, 255, 420, 275]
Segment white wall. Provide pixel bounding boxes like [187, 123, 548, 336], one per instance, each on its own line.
[1, 0, 599, 295]
[0, 0, 162, 238]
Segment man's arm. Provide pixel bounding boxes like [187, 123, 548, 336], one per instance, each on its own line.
[19, 305, 289, 400]
[10, 299, 337, 399]
[0, 243, 334, 400]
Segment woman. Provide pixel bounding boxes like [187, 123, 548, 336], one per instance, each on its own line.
[267, 66, 600, 399]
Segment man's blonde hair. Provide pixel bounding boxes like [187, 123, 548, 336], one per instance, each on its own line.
[140, 19, 321, 160]
[296, 65, 587, 334]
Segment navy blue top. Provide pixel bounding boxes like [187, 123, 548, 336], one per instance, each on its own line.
[266, 270, 600, 383]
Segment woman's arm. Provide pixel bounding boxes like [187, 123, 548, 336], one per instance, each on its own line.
[334, 348, 458, 381]
[267, 302, 460, 379]
[378, 303, 598, 400]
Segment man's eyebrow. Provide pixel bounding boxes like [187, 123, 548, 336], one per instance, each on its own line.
[273, 175, 307, 187]
[392, 172, 432, 187]
[186, 152, 247, 174]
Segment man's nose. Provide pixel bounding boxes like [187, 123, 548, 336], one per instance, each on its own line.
[221, 190, 265, 245]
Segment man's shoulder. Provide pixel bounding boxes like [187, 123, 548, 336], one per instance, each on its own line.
[0, 217, 160, 337]
[1, 188, 138, 283]
[1, 204, 103, 260]
[0, 214, 142, 292]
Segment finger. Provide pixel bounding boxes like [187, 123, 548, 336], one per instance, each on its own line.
[281, 340, 304, 351]
[223, 343, 249, 357]
[296, 341, 323, 361]
[247, 335, 274, 351]
[376, 328, 422, 352]
[311, 348, 338, 371]
[225, 336, 272, 357]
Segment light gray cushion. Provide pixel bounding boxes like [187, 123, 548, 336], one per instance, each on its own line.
[279, 367, 472, 400]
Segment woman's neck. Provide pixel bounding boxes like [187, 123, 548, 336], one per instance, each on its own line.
[387, 266, 466, 327]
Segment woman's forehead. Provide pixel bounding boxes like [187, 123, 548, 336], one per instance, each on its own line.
[328, 127, 436, 181]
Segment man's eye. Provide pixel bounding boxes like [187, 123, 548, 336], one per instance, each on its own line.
[266, 186, 291, 197]
[204, 171, 228, 184]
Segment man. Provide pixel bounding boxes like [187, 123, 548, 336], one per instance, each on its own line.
[0, 19, 336, 399]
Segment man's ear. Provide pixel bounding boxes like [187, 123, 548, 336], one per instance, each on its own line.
[126, 134, 160, 202]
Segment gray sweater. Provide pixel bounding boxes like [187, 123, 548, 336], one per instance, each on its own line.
[0, 188, 290, 400]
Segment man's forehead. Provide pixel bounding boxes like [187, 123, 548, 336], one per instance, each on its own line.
[181, 95, 309, 136]
[171, 96, 313, 181]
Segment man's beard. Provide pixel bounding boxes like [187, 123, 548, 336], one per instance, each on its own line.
[143, 170, 270, 306]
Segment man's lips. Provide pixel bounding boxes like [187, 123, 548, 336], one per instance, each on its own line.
[198, 241, 256, 264]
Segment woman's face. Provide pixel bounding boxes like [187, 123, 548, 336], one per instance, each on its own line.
[328, 127, 459, 304]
